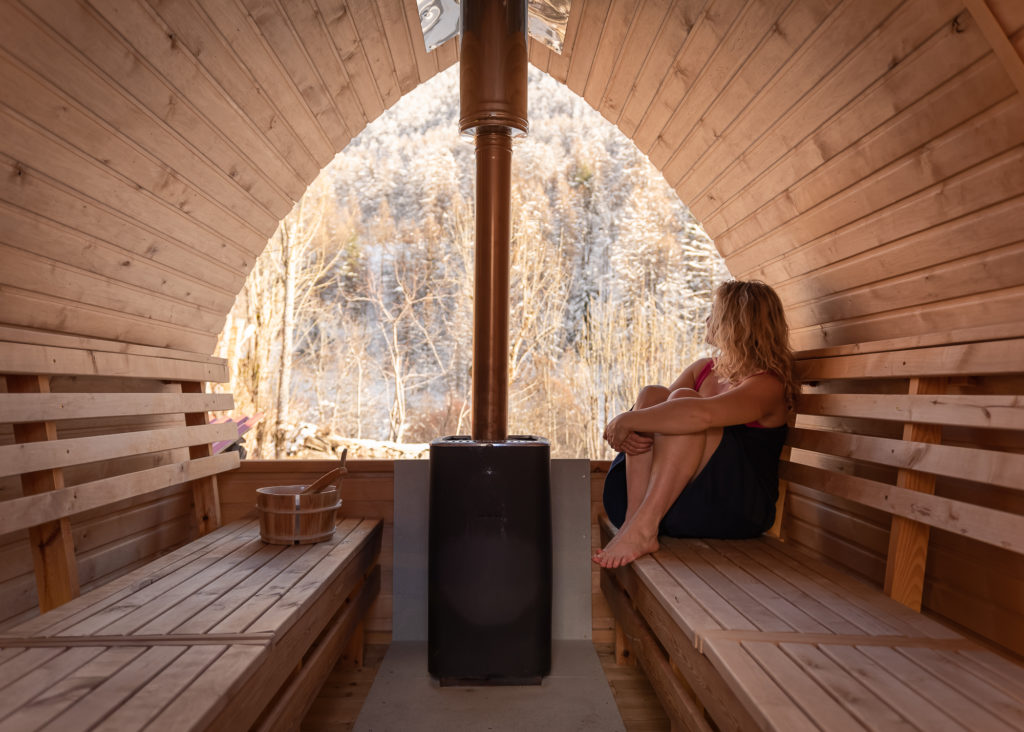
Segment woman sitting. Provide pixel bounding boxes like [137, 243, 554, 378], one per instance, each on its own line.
[594, 279, 799, 569]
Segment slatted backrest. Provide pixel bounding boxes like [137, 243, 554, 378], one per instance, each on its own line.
[778, 337, 1024, 653]
[0, 326, 239, 616]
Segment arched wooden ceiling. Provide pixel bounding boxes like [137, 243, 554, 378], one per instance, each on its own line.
[1, 0, 1022, 356]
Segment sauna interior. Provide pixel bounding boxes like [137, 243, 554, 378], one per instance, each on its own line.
[1, 0, 1022, 729]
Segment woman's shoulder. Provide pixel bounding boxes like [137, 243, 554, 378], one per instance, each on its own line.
[690, 357, 715, 388]
[739, 370, 787, 391]
[689, 356, 716, 372]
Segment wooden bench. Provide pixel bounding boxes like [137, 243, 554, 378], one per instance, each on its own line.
[1, 326, 244, 615]
[0, 517, 381, 731]
[600, 338, 1024, 731]
[0, 327, 383, 729]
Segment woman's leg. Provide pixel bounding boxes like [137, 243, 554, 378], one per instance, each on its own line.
[623, 385, 669, 525]
[595, 389, 722, 568]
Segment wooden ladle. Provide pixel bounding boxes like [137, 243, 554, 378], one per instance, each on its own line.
[300, 449, 348, 495]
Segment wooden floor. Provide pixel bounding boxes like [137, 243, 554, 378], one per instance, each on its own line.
[301, 643, 670, 731]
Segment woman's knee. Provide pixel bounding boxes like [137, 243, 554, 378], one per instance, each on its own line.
[636, 385, 670, 408]
[668, 387, 700, 400]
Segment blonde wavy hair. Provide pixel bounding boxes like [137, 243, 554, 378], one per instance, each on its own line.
[707, 280, 799, 410]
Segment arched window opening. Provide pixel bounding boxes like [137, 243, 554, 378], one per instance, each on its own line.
[215, 67, 727, 460]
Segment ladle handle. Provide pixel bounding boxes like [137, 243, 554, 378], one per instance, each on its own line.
[301, 467, 342, 495]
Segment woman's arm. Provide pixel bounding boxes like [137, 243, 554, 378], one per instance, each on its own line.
[606, 374, 785, 445]
[609, 358, 712, 455]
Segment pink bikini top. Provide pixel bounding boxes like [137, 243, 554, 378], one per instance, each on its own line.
[693, 359, 768, 429]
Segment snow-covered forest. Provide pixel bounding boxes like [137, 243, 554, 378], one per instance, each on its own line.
[215, 67, 728, 460]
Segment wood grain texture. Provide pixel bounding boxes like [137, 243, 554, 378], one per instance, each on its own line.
[599, 517, 1023, 731]
[963, 0, 1024, 97]
[7, 375, 80, 613]
[0, 518, 382, 732]
[0, 0, 1021, 687]
[882, 380, 945, 613]
[784, 344, 1024, 655]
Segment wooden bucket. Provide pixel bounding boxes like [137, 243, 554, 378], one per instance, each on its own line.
[256, 485, 341, 545]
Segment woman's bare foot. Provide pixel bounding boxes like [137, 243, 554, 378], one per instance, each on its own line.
[592, 522, 659, 568]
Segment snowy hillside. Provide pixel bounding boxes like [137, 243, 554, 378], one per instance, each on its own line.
[217, 66, 728, 460]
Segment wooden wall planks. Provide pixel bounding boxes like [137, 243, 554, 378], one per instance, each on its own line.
[1, 0, 1021, 358]
[0, 0, 1022, 665]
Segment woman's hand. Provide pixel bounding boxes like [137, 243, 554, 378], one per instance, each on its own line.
[604, 412, 654, 455]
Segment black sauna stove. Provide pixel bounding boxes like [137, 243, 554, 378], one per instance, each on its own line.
[427, 435, 552, 685]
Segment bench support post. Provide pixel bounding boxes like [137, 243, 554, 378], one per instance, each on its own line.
[342, 619, 366, 669]
[7, 375, 80, 612]
[615, 620, 636, 666]
[180, 381, 222, 536]
[884, 376, 946, 610]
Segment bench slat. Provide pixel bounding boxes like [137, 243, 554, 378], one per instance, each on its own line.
[91, 539, 269, 637]
[662, 542, 794, 633]
[603, 566, 761, 731]
[0, 452, 240, 536]
[207, 537, 344, 635]
[776, 641, 917, 730]
[5, 522, 254, 638]
[756, 538, 959, 640]
[204, 520, 383, 732]
[818, 644, 972, 732]
[717, 539, 903, 637]
[133, 544, 291, 636]
[0, 326, 229, 366]
[0, 422, 238, 477]
[170, 542, 330, 636]
[797, 392, 1024, 430]
[788, 426, 1024, 491]
[0, 517, 382, 731]
[898, 646, 1024, 729]
[857, 645, 1016, 731]
[88, 645, 226, 732]
[742, 640, 882, 731]
[0, 392, 235, 423]
[0, 647, 27, 673]
[0, 647, 64, 701]
[700, 639, 819, 732]
[782, 462, 1024, 554]
[685, 541, 834, 634]
[5, 646, 143, 731]
[629, 554, 724, 640]
[0, 648, 105, 722]
[797, 338, 1024, 380]
[49, 531, 266, 638]
[952, 649, 1024, 702]
[249, 519, 378, 635]
[0, 341, 228, 381]
[141, 644, 268, 732]
[0, 634, 272, 648]
[654, 549, 760, 634]
[41, 645, 187, 732]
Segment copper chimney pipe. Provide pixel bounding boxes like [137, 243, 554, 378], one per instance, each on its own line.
[460, 0, 529, 442]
